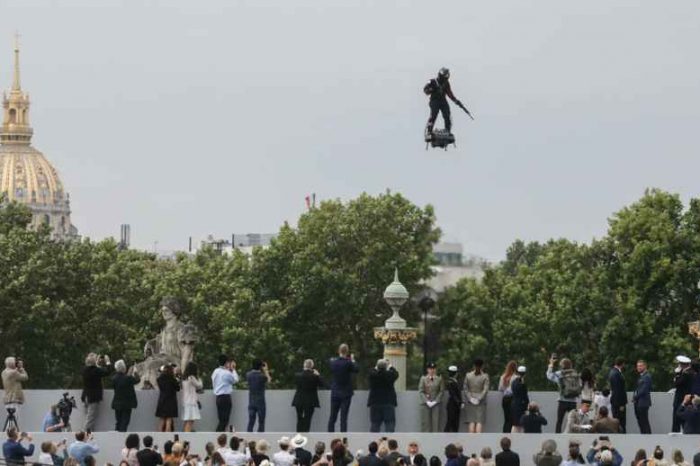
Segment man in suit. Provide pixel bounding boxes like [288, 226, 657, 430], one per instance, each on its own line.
[565, 400, 594, 433]
[292, 359, 325, 432]
[495, 437, 520, 466]
[385, 439, 403, 466]
[608, 357, 627, 433]
[367, 359, 399, 433]
[418, 362, 444, 432]
[591, 406, 621, 433]
[633, 359, 652, 434]
[327, 343, 358, 432]
[291, 434, 312, 466]
[136, 436, 163, 466]
[358, 442, 383, 466]
[673, 355, 694, 433]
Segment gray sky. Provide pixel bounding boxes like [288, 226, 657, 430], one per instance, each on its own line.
[2, 0, 699, 260]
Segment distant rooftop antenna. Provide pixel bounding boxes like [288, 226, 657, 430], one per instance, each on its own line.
[119, 224, 131, 249]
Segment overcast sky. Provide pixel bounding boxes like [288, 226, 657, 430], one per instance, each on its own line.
[2, 0, 699, 260]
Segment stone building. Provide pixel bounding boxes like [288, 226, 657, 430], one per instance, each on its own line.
[0, 40, 78, 238]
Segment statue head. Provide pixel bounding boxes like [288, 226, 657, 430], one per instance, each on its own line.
[160, 297, 181, 321]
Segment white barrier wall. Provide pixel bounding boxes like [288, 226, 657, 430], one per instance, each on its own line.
[0, 390, 678, 434]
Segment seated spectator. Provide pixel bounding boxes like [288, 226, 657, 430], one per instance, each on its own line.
[567, 400, 594, 433]
[649, 447, 669, 466]
[137, 436, 163, 466]
[2, 428, 34, 466]
[210, 453, 226, 466]
[292, 435, 312, 466]
[165, 442, 185, 466]
[274, 437, 297, 466]
[520, 402, 548, 433]
[222, 437, 248, 466]
[455, 444, 468, 466]
[84, 456, 97, 466]
[467, 459, 480, 466]
[408, 441, 426, 466]
[445, 444, 461, 466]
[592, 407, 621, 433]
[677, 395, 700, 434]
[670, 450, 689, 466]
[386, 440, 402, 466]
[585, 438, 622, 466]
[480, 448, 495, 466]
[430, 458, 443, 466]
[121, 434, 140, 466]
[331, 442, 353, 466]
[312, 442, 327, 465]
[39, 440, 69, 466]
[562, 441, 585, 466]
[533, 440, 562, 466]
[67, 431, 99, 466]
[495, 437, 519, 466]
[252, 440, 271, 466]
[632, 450, 647, 466]
[358, 442, 385, 466]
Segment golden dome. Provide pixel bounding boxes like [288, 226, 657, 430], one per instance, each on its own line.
[0, 37, 77, 238]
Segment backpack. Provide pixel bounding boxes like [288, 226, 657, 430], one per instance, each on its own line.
[560, 369, 582, 398]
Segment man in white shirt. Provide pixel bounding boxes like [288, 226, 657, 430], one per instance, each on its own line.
[212, 354, 239, 432]
[273, 437, 297, 466]
[219, 436, 249, 466]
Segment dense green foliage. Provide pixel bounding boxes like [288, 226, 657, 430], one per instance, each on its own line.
[0, 192, 440, 388]
[434, 189, 700, 391]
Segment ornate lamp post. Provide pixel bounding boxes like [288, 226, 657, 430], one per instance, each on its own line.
[374, 269, 417, 391]
[688, 280, 700, 358]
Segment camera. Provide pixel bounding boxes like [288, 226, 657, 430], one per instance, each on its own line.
[6, 407, 16, 415]
[56, 392, 76, 429]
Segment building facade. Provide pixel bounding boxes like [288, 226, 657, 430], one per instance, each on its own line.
[0, 41, 77, 239]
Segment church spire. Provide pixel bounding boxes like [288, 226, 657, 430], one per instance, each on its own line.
[12, 33, 21, 91]
[1, 35, 33, 145]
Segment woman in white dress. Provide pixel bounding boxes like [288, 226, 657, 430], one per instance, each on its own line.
[182, 361, 203, 432]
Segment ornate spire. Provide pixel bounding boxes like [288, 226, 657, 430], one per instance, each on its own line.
[1, 35, 33, 145]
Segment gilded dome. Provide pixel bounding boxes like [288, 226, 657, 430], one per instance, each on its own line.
[0, 39, 77, 238]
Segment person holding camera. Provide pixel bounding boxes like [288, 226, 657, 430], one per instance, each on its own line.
[2, 428, 34, 466]
[81, 352, 112, 431]
[67, 431, 100, 466]
[155, 364, 180, 432]
[212, 355, 240, 432]
[367, 358, 399, 433]
[676, 394, 700, 434]
[546, 355, 582, 434]
[39, 439, 69, 466]
[182, 361, 204, 432]
[327, 344, 359, 433]
[520, 402, 548, 433]
[42, 404, 65, 432]
[111, 360, 140, 432]
[2, 356, 28, 428]
[292, 359, 326, 433]
[561, 440, 585, 466]
[247, 359, 272, 432]
[585, 438, 622, 466]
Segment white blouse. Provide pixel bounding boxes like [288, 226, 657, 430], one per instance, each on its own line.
[182, 376, 203, 405]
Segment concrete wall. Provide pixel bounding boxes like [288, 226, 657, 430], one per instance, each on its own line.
[9, 432, 700, 466]
[0, 390, 678, 434]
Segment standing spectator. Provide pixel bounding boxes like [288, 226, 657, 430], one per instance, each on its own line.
[121, 434, 140, 466]
[633, 450, 648, 466]
[246, 359, 272, 432]
[580, 369, 595, 403]
[367, 359, 399, 432]
[480, 448, 495, 466]
[510, 366, 529, 433]
[111, 359, 140, 432]
[182, 361, 204, 432]
[520, 402, 548, 433]
[673, 355, 694, 433]
[670, 450, 689, 466]
[155, 364, 180, 432]
[591, 407, 621, 433]
[67, 431, 100, 466]
[136, 436, 163, 466]
[677, 394, 700, 434]
[252, 440, 270, 466]
[445, 444, 461, 466]
[633, 359, 652, 434]
[608, 357, 628, 433]
[463, 358, 489, 433]
[408, 442, 425, 466]
[649, 447, 668, 466]
[292, 359, 325, 432]
[358, 442, 382, 466]
[274, 437, 297, 466]
[593, 389, 612, 418]
[385, 440, 402, 466]
[81, 353, 112, 431]
[2, 428, 34, 466]
[546, 356, 581, 433]
[533, 440, 562, 466]
[222, 437, 248, 466]
[561, 441, 585, 466]
[418, 362, 444, 432]
[566, 400, 593, 433]
[498, 361, 517, 433]
[312, 442, 327, 465]
[445, 365, 463, 432]
[495, 437, 519, 466]
[292, 434, 312, 466]
[39, 440, 68, 466]
[1, 357, 28, 429]
[586, 439, 623, 466]
[327, 343, 358, 432]
[212, 354, 239, 432]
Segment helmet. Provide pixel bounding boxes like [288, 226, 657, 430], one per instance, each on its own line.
[438, 67, 450, 79]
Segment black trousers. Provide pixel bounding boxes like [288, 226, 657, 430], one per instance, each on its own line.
[427, 99, 452, 132]
[114, 408, 131, 432]
[216, 394, 232, 432]
[296, 406, 315, 433]
[555, 400, 577, 433]
[369, 405, 396, 433]
[635, 405, 651, 434]
[444, 401, 461, 432]
[327, 395, 352, 432]
[501, 396, 512, 433]
[672, 402, 682, 433]
[611, 404, 627, 433]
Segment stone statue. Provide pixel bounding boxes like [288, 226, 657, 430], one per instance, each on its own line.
[134, 297, 198, 389]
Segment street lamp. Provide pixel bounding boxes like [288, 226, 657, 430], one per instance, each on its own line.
[417, 288, 438, 371]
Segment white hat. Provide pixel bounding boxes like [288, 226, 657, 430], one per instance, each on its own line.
[517, 366, 527, 373]
[278, 436, 290, 447]
[677, 355, 691, 364]
[448, 365, 458, 372]
[291, 434, 308, 449]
